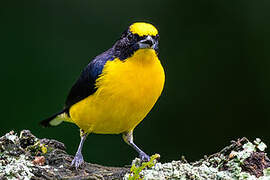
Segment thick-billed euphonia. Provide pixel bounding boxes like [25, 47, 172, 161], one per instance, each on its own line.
[41, 22, 165, 168]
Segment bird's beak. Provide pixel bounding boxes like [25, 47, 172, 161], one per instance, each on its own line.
[138, 35, 156, 49]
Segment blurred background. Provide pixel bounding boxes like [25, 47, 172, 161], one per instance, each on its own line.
[1, 0, 270, 166]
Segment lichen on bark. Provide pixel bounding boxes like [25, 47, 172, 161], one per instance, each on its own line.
[124, 138, 270, 180]
[0, 130, 128, 180]
[1, 130, 270, 180]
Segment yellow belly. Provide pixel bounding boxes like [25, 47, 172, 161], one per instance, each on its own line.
[69, 49, 165, 134]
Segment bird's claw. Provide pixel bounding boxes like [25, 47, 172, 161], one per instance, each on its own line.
[71, 152, 84, 169]
[139, 152, 150, 162]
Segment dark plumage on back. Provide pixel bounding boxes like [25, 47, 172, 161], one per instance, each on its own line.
[65, 48, 114, 109]
[41, 48, 115, 126]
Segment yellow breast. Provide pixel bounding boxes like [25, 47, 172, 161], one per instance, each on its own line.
[69, 49, 165, 134]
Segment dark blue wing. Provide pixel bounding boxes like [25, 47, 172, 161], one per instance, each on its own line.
[64, 48, 114, 109]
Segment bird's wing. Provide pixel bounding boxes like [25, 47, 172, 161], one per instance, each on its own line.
[65, 48, 114, 109]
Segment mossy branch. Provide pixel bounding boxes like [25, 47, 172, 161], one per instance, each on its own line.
[1, 130, 270, 180]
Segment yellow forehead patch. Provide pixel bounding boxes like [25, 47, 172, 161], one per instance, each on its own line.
[129, 22, 158, 36]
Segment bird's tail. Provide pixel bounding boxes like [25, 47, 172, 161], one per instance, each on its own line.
[40, 108, 69, 127]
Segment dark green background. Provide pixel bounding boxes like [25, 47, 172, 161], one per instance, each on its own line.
[1, 0, 270, 166]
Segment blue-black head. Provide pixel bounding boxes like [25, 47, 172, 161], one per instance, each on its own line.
[113, 22, 160, 60]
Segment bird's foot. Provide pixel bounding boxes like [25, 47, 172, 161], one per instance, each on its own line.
[139, 152, 150, 162]
[71, 152, 84, 169]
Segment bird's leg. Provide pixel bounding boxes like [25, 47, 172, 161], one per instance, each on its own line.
[122, 130, 150, 162]
[71, 129, 88, 169]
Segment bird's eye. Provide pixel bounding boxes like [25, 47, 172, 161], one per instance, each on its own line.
[127, 33, 133, 40]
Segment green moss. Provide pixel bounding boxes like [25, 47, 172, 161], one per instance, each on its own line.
[128, 154, 160, 180]
[26, 141, 48, 156]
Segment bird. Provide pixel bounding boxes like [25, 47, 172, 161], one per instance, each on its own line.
[40, 22, 165, 169]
